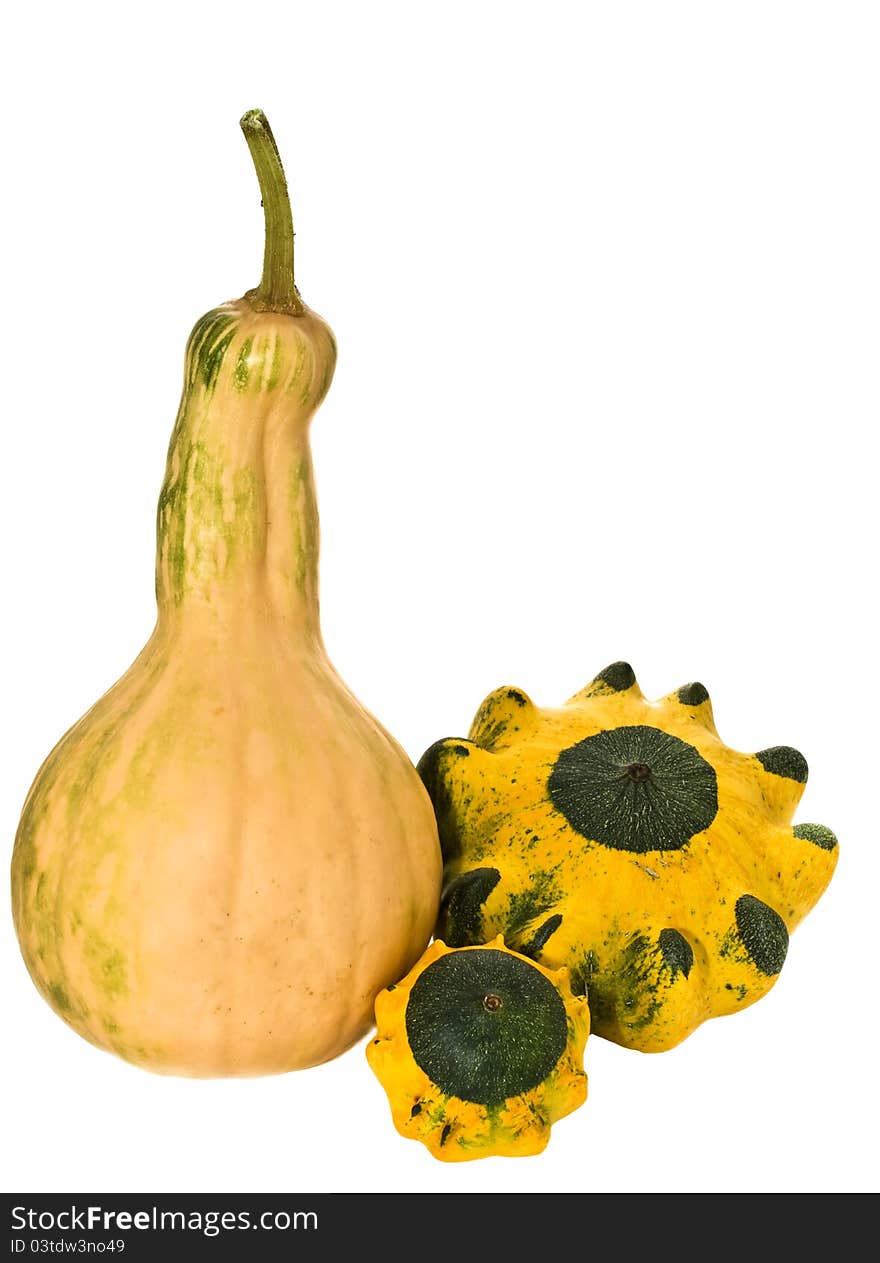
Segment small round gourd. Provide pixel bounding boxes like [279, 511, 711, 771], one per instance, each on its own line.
[367, 937, 589, 1162]
[417, 663, 839, 1053]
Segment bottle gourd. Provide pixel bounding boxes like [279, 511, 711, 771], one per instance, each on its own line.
[11, 110, 442, 1077]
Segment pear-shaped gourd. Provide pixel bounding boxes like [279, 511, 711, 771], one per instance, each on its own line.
[11, 110, 442, 1077]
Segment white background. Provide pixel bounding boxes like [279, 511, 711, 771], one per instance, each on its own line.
[2, 1, 877, 1197]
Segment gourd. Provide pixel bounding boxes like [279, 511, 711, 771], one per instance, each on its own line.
[417, 662, 838, 1053]
[10, 109, 442, 1077]
[367, 936, 589, 1161]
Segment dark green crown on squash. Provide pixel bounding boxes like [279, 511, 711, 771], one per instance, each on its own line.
[547, 724, 719, 853]
[404, 948, 568, 1106]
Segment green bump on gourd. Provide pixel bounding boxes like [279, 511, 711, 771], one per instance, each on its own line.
[756, 746, 809, 783]
[439, 868, 501, 948]
[593, 661, 636, 692]
[416, 739, 470, 795]
[792, 823, 838, 851]
[404, 948, 568, 1107]
[735, 894, 788, 976]
[658, 928, 694, 978]
[547, 725, 719, 853]
[677, 682, 709, 706]
[521, 913, 564, 959]
[416, 739, 473, 861]
[469, 687, 535, 751]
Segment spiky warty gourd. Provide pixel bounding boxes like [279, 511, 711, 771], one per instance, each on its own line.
[417, 663, 838, 1052]
[367, 937, 589, 1161]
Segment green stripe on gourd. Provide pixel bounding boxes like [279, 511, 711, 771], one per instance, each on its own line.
[233, 337, 253, 391]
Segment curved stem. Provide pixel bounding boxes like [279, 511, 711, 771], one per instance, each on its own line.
[240, 108, 304, 315]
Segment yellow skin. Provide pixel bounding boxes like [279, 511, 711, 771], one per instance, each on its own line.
[367, 937, 589, 1162]
[417, 664, 839, 1052]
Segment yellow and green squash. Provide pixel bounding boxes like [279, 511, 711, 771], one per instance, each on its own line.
[417, 663, 838, 1052]
[367, 936, 589, 1161]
